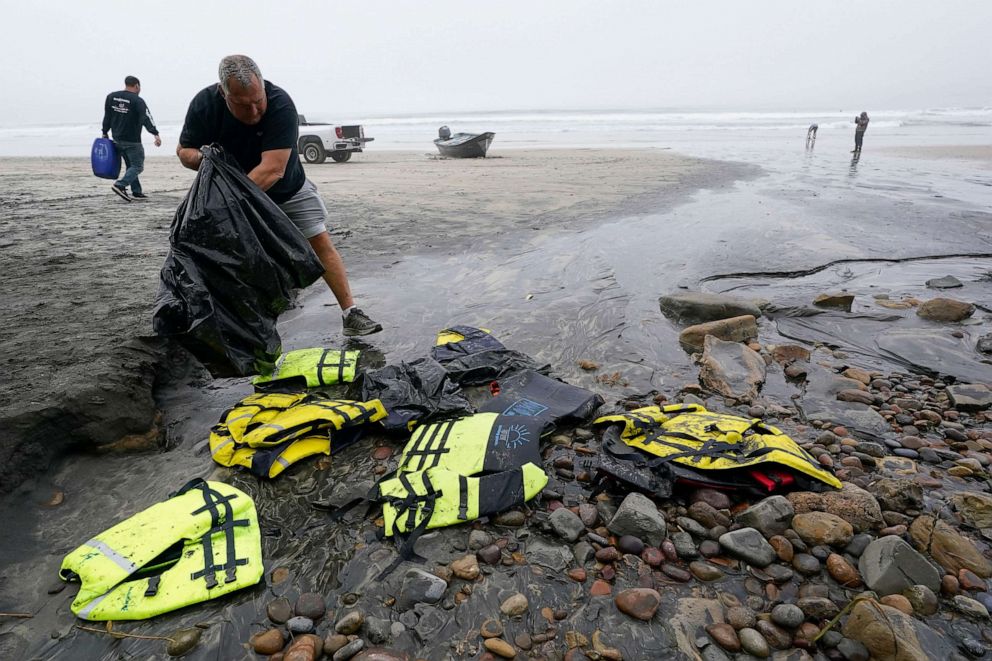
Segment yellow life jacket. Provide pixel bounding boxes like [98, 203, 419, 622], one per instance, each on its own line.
[252, 348, 360, 391]
[594, 404, 842, 490]
[59, 480, 263, 621]
[209, 393, 386, 478]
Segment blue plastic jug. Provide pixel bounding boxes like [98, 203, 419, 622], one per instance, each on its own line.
[91, 138, 121, 179]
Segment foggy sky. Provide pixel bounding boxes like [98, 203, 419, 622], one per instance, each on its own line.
[3, 0, 990, 126]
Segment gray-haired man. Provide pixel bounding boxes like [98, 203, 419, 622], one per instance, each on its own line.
[176, 54, 381, 337]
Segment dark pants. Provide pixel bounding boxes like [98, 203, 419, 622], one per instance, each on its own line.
[854, 130, 865, 151]
[115, 141, 145, 195]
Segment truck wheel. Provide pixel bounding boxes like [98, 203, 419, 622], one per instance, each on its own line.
[302, 140, 326, 164]
[330, 150, 352, 163]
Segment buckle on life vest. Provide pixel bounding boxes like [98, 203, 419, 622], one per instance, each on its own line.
[144, 575, 161, 597]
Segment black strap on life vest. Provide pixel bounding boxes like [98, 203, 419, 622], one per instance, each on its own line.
[403, 419, 455, 471]
[457, 475, 469, 520]
[315, 349, 350, 386]
[185, 482, 250, 589]
[376, 472, 443, 580]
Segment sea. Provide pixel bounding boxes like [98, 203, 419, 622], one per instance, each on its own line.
[0, 107, 989, 159]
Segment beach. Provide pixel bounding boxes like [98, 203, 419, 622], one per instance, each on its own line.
[1, 138, 991, 660]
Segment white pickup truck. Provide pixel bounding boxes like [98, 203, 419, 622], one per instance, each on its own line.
[297, 115, 374, 164]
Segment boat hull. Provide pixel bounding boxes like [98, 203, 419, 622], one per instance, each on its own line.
[433, 132, 495, 158]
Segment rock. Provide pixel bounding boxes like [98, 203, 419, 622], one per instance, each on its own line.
[872, 478, 924, 513]
[578, 503, 599, 527]
[836, 638, 869, 661]
[950, 491, 992, 529]
[365, 617, 391, 645]
[954, 595, 990, 619]
[692, 488, 732, 510]
[814, 293, 855, 311]
[877, 328, 991, 384]
[500, 593, 529, 617]
[335, 611, 363, 635]
[755, 620, 791, 650]
[483, 638, 516, 658]
[838, 389, 875, 405]
[295, 592, 326, 620]
[481, 618, 503, 638]
[771, 604, 804, 629]
[706, 622, 741, 652]
[352, 649, 411, 661]
[917, 297, 974, 322]
[398, 568, 447, 610]
[820, 484, 883, 533]
[769, 535, 794, 562]
[688, 501, 731, 529]
[902, 585, 938, 616]
[947, 384, 992, 412]
[659, 292, 762, 325]
[267, 597, 293, 624]
[679, 315, 759, 353]
[959, 568, 988, 591]
[792, 553, 821, 576]
[859, 535, 941, 595]
[332, 639, 364, 661]
[826, 553, 862, 587]
[450, 554, 480, 580]
[324, 634, 350, 655]
[251, 629, 285, 655]
[615, 588, 661, 621]
[908, 515, 992, 577]
[641, 546, 663, 567]
[797, 597, 839, 620]
[662, 564, 692, 582]
[719, 528, 777, 567]
[617, 535, 645, 555]
[727, 606, 756, 630]
[690, 561, 725, 581]
[478, 544, 502, 565]
[607, 492, 667, 546]
[736, 496, 795, 537]
[493, 510, 526, 526]
[166, 628, 201, 657]
[525, 536, 572, 571]
[842, 599, 957, 661]
[926, 275, 963, 289]
[288, 616, 314, 633]
[879, 594, 913, 615]
[739, 627, 770, 658]
[671, 531, 699, 560]
[696, 335, 767, 403]
[549, 507, 585, 542]
[791, 511, 854, 547]
[285, 634, 323, 661]
[800, 367, 891, 438]
[590, 579, 612, 596]
[468, 530, 493, 550]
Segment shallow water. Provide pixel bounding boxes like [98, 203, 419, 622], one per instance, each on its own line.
[2, 135, 991, 659]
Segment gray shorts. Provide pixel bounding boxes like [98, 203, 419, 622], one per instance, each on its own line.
[277, 179, 328, 239]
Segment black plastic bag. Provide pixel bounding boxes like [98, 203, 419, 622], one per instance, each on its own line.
[430, 325, 550, 386]
[478, 370, 604, 426]
[152, 146, 325, 377]
[360, 357, 472, 431]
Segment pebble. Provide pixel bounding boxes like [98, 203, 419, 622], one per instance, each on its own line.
[332, 639, 364, 661]
[690, 561, 725, 581]
[769, 536, 794, 562]
[595, 546, 621, 563]
[251, 629, 285, 655]
[451, 554, 481, 580]
[287, 616, 314, 633]
[706, 622, 741, 653]
[770, 604, 805, 629]
[494, 510, 526, 526]
[739, 627, 770, 657]
[372, 446, 392, 460]
[483, 638, 517, 658]
[727, 606, 756, 630]
[692, 488, 732, 510]
[295, 592, 326, 620]
[618, 535, 645, 555]
[755, 619, 791, 650]
[514, 633, 533, 650]
[954, 595, 990, 619]
[267, 597, 292, 624]
[578, 503, 599, 527]
[500, 593, 529, 617]
[797, 597, 839, 620]
[879, 594, 913, 615]
[166, 628, 201, 657]
[792, 553, 821, 576]
[323, 634, 349, 654]
[699, 540, 721, 557]
[826, 553, 862, 587]
[959, 568, 988, 591]
[641, 547, 664, 567]
[902, 585, 939, 615]
[334, 611, 363, 635]
[614, 587, 661, 621]
[837, 638, 869, 661]
[568, 567, 587, 582]
[590, 579, 612, 596]
[662, 564, 692, 582]
[478, 544, 502, 565]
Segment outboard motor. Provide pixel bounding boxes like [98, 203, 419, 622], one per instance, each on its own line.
[438, 125, 451, 140]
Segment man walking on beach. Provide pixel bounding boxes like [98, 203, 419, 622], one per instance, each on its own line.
[853, 112, 869, 153]
[176, 54, 382, 337]
[102, 76, 161, 201]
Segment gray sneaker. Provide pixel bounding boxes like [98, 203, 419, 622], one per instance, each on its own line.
[343, 308, 382, 336]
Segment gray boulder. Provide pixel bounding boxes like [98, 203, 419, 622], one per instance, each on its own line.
[397, 568, 447, 611]
[549, 507, 585, 542]
[608, 492, 668, 546]
[736, 495, 795, 537]
[718, 528, 777, 568]
[696, 335, 766, 403]
[659, 292, 762, 325]
[858, 535, 940, 596]
[947, 384, 992, 412]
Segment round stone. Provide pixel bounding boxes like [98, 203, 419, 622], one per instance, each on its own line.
[770, 603, 804, 629]
[726, 606, 756, 630]
[481, 618, 503, 638]
[618, 535, 645, 555]
[166, 628, 202, 657]
[287, 616, 313, 633]
[689, 561, 724, 582]
[792, 553, 821, 576]
[705, 622, 741, 653]
[250, 629, 285, 655]
[500, 593, 529, 617]
[294, 592, 326, 620]
[334, 611, 363, 635]
[267, 597, 292, 624]
[879, 594, 913, 615]
[738, 627, 770, 657]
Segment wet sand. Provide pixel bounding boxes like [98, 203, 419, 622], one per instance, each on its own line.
[0, 148, 746, 493]
[879, 144, 992, 167]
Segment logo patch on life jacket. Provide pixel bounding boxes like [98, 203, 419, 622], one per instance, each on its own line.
[500, 398, 549, 417]
[494, 423, 532, 449]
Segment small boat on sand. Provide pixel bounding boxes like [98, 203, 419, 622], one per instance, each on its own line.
[434, 126, 495, 158]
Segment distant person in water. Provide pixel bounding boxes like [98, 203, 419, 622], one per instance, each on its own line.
[852, 112, 869, 153]
[806, 123, 818, 147]
[102, 75, 162, 201]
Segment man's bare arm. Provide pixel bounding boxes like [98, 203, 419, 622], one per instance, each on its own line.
[248, 148, 292, 191]
[177, 146, 203, 170]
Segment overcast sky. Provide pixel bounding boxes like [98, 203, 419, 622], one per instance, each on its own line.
[3, 0, 990, 126]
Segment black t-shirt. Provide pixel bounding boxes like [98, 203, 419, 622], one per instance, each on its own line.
[102, 90, 159, 143]
[178, 81, 305, 203]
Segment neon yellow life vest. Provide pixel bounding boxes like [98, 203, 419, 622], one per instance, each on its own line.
[209, 393, 387, 478]
[594, 404, 841, 489]
[59, 480, 263, 621]
[252, 348, 360, 391]
[375, 413, 550, 538]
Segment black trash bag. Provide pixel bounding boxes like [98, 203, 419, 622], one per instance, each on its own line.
[430, 325, 550, 386]
[478, 370, 604, 427]
[360, 357, 472, 431]
[152, 146, 325, 377]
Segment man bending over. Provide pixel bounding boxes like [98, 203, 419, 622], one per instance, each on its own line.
[176, 54, 381, 337]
